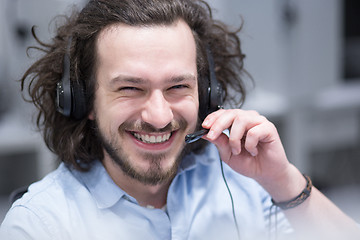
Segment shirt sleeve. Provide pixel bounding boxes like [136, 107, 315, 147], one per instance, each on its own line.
[0, 205, 53, 240]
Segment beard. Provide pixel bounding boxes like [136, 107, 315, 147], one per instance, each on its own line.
[94, 118, 189, 186]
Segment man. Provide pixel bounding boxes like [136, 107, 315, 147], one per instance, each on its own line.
[1, 0, 359, 239]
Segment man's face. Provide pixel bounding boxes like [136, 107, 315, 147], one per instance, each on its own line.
[91, 20, 199, 185]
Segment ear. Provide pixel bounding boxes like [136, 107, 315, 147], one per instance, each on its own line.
[88, 110, 95, 120]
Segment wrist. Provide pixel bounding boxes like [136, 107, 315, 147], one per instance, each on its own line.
[256, 164, 307, 203]
[271, 174, 312, 209]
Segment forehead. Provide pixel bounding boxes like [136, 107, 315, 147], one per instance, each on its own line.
[96, 19, 196, 56]
[95, 19, 198, 83]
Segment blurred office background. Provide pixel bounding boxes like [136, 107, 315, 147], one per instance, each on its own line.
[1, 0, 360, 223]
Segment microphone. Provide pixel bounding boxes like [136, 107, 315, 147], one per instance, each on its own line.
[185, 128, 209, 144]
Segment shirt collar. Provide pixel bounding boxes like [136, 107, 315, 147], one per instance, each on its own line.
[73, 144, 219, 209]
[74, 161, 126, 209]
[178, 143, 219, 173]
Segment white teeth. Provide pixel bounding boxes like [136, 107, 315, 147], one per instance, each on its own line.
[133, 133, 171, 144]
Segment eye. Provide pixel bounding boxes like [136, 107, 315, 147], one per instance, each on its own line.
[118, 86, 141, 92]
[169, 84, 189, 90]
[116, 86, 144, 98]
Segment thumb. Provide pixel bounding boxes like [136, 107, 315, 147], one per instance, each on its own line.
[203, 133, 232, 164]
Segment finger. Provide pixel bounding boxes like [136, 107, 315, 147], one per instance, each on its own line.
[204, 110, 239, 140]
[203, 133, 232, 164]
[228, 116, 246, 155]
[225, 111, 265, 155]
[204, 109, 251, 141]
[244, 127, 260, 157]
[203, 109, 266, 151]
[202, 109, 226, 129]
[244, 121, 275, 156]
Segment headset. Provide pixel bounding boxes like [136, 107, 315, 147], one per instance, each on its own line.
[56, 37, 86, 120]
[199, 47, 224, 122]
[185, 47, 224, 143]
[56, 38, 224, 135]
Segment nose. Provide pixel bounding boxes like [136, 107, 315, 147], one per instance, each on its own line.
[141, 90, 174, 129]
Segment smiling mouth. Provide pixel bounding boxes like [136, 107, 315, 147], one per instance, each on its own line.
[132, 132, 172, 144]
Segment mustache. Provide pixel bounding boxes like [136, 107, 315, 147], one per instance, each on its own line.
[119, 119, 188, 133]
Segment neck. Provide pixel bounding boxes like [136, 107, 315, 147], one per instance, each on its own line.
[102, 157, 172, 209]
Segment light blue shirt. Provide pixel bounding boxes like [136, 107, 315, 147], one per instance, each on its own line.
[0, 144, 292, 240]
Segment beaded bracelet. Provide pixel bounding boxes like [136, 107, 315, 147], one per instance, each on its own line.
[271, 174, 312, 210]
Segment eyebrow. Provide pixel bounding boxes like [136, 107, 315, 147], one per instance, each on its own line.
[109, 76, 144, 86]
[109, 74, 197, 86]
[169, 74, 197, 84]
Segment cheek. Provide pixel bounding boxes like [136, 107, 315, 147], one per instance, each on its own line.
[173, 97, 199, 128]
[94, 99, 138, 133]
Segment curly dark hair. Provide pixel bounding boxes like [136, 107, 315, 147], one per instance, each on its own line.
[21, 0, 249, 171]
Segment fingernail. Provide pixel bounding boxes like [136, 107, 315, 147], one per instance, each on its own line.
[202, 119, 209, 127]
[207, 130, 215, 139]
[250, 151, 257, 157]
[232, 148, 240, 155]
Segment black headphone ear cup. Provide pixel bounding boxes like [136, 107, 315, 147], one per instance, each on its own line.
[198, 48, 223, 121]
[71, 81, 87, 120]
[56, 41, 72, 117]
[198, 76, 210, 121]
[56, 36, 87, 120]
